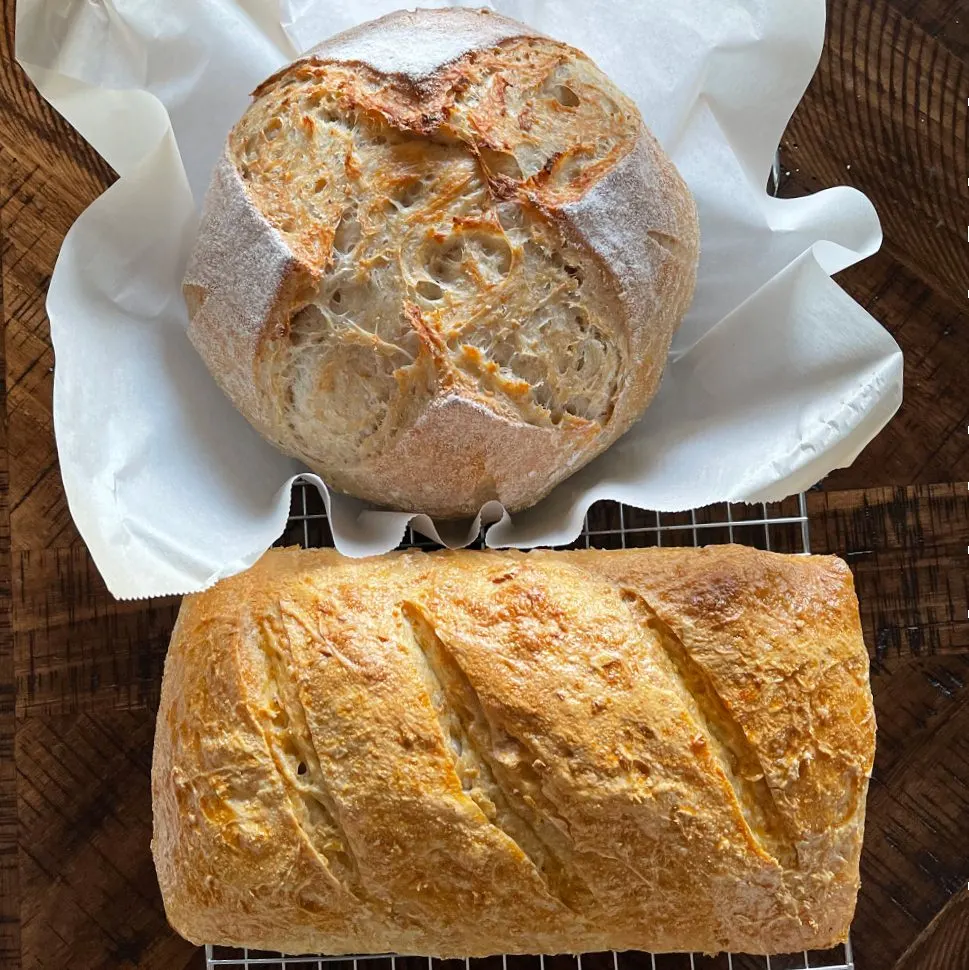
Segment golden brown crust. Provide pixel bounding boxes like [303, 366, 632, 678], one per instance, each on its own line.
[183, 8, 699, 517]
[152, 546, 873, 957]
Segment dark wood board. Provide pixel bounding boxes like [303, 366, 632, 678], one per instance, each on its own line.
[0, 82, 18, 970]
[1, 1, 967, 969]
[895, 888, 969, 970]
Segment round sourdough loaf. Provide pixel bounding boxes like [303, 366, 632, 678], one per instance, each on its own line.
[184, 7, 699, 518]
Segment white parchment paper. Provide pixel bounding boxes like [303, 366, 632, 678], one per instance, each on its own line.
[16, 0, 902, 599]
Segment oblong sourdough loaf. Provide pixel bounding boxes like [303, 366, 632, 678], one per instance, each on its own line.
[152, 546, 874, 957]
[183, 7, 699, 518]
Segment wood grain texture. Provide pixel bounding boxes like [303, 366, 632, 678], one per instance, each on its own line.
[820, 252, 969, 491]
[808, 484, 969, 657]
[0, 0, 967, 968]
[2, 142, 87, 552]
[806, 484, 969, 970]
[895, 888, 969, 970]
[13, 548, 177, 718]
[0, 0, 115, 560]
[0, 1, 193, 964]
[782, 0, 968, 301]
[0, 94, 19, 970]
[858, 654, 969, 970]
[779, 0, 969, 492]
[17, 713, 198, 970]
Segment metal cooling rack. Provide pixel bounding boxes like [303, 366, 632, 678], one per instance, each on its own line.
[210, 489, 853, 970]
[206, 940, 854, 969]
[278, 485, 813, 557]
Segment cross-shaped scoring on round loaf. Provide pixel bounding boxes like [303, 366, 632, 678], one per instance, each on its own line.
[186, 9, 699, 518]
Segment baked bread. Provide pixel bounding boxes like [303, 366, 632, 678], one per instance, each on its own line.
[152, 546, 874, 957]
[183, 7, 699, 517]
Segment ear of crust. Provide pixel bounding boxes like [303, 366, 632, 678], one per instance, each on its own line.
[558, 129, 700, 424]
[184, 149, 314, 433]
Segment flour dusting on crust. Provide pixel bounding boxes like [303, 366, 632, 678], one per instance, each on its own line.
[184, 149, 304, 429]
[304, 7, 538, 85]
[560, 129, 700, 411]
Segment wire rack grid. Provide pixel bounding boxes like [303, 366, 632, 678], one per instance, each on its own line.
[206, 932, 853, 969]
[281, 486, 813, 557]
[209, 488, 853, 970]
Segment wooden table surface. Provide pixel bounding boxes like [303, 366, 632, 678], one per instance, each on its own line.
[1, 2, 967, 969]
